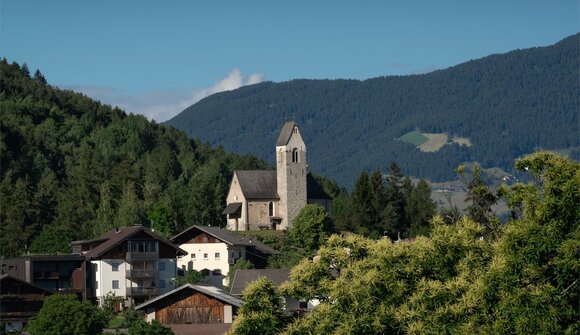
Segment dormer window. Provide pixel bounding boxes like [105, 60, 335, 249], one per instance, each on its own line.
[292, 148, 299, 163]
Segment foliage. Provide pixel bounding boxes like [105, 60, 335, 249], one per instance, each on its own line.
[168, 34, 579, 186]
[101, 291, 125, 321]
[456, 164, 501, 239]
[177, 270, 204, 285]
[231, 153, 579, 334]
[289, 204, 332, 253]
[229, 277, 287, 335]
[227, 258, 254, 288]
[333, 164, 436, 239]
[26, 294, 106, 335]
[0, 59, 269, 257]
[268, 205, 332, 268]
[128, 320, 174, 335]
[147, 202, 176, 238]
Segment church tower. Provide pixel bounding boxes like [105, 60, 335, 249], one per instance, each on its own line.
[276, 122, 308, 230]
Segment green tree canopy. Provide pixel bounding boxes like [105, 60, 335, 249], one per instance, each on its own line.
[229, 152, 579, 335]
[229, 277, 287, 335]
[27, 294, 107, 335]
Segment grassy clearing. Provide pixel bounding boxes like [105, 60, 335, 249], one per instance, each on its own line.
[451, 136, 472, 147]
[397, 131, 429, 146]
[419, 133, 448, 152]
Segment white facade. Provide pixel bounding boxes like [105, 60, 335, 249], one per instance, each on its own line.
[177, 242, 246, 287]
[93, 258, 177, 306]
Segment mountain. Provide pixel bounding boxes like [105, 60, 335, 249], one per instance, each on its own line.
[0, 59, 269, 257]
[167, 34, 579, 187]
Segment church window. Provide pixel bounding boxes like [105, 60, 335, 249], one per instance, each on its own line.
[269, 202, 274, 216]
[292, 148, 299, 162]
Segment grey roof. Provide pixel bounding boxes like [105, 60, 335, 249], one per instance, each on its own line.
[135, 284, 243, 310]
[222, 202, 242, 215]
[236, 170, 279, 199]
[229, 268, 291, 296]
[276, 121, 297, 146]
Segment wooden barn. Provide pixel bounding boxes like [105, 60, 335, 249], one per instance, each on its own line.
[135, 284, 243, 325]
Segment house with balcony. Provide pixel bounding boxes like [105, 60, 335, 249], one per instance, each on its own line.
[1, 255, 93, 302]
[71, 225, 187, 306]
[170, 225, 277, 287]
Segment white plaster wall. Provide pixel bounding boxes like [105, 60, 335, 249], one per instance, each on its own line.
[177, 243, 230, 278]
[93, 259, 128, 305]
[224, 305, 233, 323]
[226, 174, 247, 231]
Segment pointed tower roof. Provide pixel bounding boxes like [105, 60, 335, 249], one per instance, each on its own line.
[276, 121, 298, 146]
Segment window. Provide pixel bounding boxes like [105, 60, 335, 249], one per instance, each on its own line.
[203, 253, 208, 259]
[111, 263, 119, 272]
[95, 281, 98, 290]
[201, 269, 210, 276]
[213, 269, 222, 276]
[191, 253, 196, 259]
[94, 264, 98, 272]
[269, 202, 274, 216]
[159, 279, 166, 289]
[215, 252, 220, 259]
[292, 148, 299, 162]
[129, 241, 158, 253]
[112, 280, 119, 289]
[158, 261, 165, 271]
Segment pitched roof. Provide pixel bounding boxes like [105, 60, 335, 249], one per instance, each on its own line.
[276, 121, 297, 146]
[0, 274, 53, 294]
[229, 268, 291, 296]
[235, 170, 278, 199]
[135, 284, 243, 310]
[222, 202, 242, 215]
[72, 226, 187, 258]
[171, 225, 278, 255]
[171, 225, 251, 246]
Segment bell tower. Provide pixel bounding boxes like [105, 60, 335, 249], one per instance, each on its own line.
[276, 122, 307, 230]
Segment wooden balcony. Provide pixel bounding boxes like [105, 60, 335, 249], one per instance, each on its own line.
[125, 252, 159, 262]
[125, 269, 158, 279]
[126, 287, 159, 297]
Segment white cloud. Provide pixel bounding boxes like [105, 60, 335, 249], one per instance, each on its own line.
[65, 69, 265, 122]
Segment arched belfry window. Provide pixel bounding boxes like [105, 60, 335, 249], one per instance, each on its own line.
[269, 202, 274, 216]
[292, 148, 299, 163]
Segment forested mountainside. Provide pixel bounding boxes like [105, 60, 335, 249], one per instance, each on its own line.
[168, 33, 579, 186]
[0, 59, 269, 257]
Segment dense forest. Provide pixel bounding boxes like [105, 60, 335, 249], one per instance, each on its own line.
[0, 59, 269, 257]
[168, 33, 579, 186]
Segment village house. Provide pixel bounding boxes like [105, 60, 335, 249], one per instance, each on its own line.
[170, 225, 277, 287]
[70, 225, 187, 306]
[0, 274, 52, 333]
[229, 268, 316, 313]
[223, 121, 331, 231]
[1, 254, 93, 301]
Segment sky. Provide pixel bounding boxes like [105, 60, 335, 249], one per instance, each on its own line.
[1, 1, 578, 122]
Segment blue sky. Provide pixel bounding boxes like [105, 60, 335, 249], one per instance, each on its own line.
[1, 1, 578, 121]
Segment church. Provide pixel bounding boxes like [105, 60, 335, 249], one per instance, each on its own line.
[222, 122, 331, 231]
